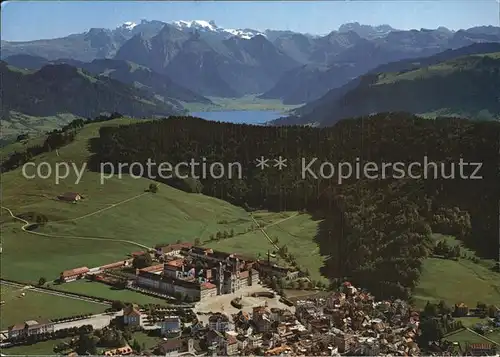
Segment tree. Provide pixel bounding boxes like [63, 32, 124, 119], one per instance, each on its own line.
[111, 300, 125, 311]
[424, 301, 438, 317]
[132, 253, 152, 269]
[148, 183, 158, 193]
[487, 305, 497, 318]
[437, 300, 452, 315]
[194, 237, 201, 246]
[38, 277, 47, 286]
[75, 333, 98, 355]
[419, 318, 444, 344]
[131, 339, 142, 352]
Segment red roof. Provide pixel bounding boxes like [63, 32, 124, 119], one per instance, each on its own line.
[226, 334, 238, 345]
[469, 343, 493, 350]
[201, 282, 216, 290]
[61, 266, 89, 277]
[165, 259, 184, 268]
[139, 264, 164, 273]
[239, 270, 249, 279]
[162, 242, 193, 253]
[100, 261, 128, 270]
[131, 251, 146, 257]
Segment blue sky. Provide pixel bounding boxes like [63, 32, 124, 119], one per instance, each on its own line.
[1, 1, 498, 41]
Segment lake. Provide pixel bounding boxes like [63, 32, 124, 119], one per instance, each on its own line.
[189, 110, 283, 125]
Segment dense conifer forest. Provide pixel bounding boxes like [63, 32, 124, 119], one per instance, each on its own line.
[88, 113, 500, 299]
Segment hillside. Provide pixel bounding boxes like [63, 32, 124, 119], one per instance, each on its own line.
[115, 26, 300, 96]
[261, 29, 500, 104]
[0, 118, 256, 282]
[275, 50, 500, 126]
[3, 56, 212, 105]
[83, 113, 499, 300]
[0, 62, 181, 120]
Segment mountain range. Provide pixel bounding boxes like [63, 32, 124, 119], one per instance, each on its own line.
[2, 20, 500, 138]
[3, 21, 500, 101]
[0, 61, 181, 119]
[272, 43, 500, 127]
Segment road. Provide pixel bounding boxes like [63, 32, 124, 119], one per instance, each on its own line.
[1, 280, 111, 306]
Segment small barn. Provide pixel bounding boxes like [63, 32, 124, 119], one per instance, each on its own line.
[57, 192, 82, 202]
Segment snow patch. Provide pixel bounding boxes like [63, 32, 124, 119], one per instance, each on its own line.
[119, 21, 138, 30]
[171, 20, 265, 39]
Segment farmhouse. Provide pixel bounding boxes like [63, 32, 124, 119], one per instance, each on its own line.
[57, 192, 82, 202]
[8, 319, 54, 339]
[60, 266, 90, 282]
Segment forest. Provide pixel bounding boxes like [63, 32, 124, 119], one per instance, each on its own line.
[86, 112, 500, 299]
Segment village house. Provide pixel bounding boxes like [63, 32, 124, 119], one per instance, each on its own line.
[253, 305, 272, 333]
[161, 242, 194, 256]
[225, 334, 239, 356]
[59, 266, 90, 282]
[454, 302, 469, 317]
[8, 319, 55, 339]
[209, 312, 234, 332]
[123, 304, 142, 327]
[156, 338, 194, 356]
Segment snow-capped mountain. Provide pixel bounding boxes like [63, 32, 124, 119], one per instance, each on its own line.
[171, 20, 265, 39]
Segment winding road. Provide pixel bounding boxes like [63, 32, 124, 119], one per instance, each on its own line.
[1, 201, 152, 250]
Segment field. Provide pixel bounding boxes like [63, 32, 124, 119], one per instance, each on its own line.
[182, 95, 302, 112]
[444, 328, 500, 346]
[262, 212, 327, 284]
[53, 281, 170, 305]
[130, 331, 162, 350]
[0, 285, 105, 330]
[0, 338, 73, 355]
[413, 257, 500, 308]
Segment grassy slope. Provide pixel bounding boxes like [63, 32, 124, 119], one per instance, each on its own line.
[413, 235, 500, 309]
[0, 118, 253, 282]
[183, 94, 301, 112]
[375, 52, 500, 84]
[0, 285, 104, 329]
[0, 112, 82, 144]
